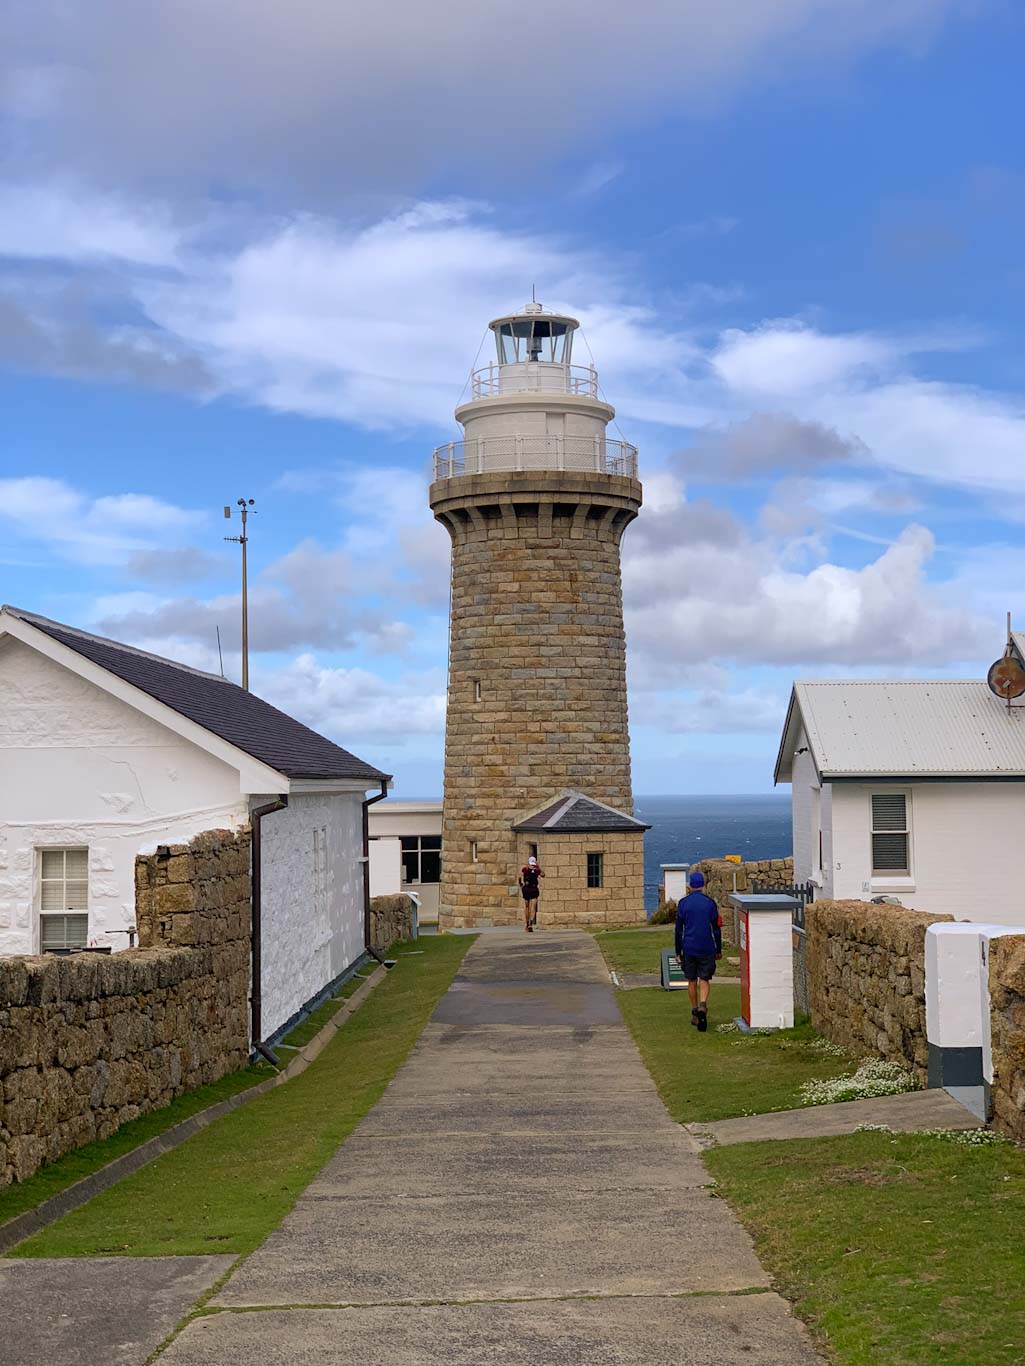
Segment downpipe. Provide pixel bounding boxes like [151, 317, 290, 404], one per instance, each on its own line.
[362, 780, 393, 968]
[251, 794, 288, 1065]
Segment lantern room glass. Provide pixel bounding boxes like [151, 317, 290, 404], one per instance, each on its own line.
[496, 319, 572, 365]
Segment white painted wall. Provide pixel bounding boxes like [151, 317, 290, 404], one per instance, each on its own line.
[745, 908, 794, 1029]
[369, 836, 402, 896]
[829, 781, 1025, 922]
[257, 791, 366, 1038]
[0, 638, 248, 955]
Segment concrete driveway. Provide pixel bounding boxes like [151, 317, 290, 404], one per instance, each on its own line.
[160, 930, 821, 1364]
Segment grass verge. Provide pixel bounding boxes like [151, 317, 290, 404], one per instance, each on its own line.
[617, 983, 854, 1122]
[0, 1064, 272, 1230]
[707, 1131, 1025, 1364]
[593, 927, 674, 974]
[12, 935, 472, 1258]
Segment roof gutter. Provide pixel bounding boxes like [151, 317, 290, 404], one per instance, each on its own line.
[362, 779, 393, 968]
[251, 794, 288, 1065]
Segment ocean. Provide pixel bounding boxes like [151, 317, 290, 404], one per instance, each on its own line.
[635, 794, 793, 913]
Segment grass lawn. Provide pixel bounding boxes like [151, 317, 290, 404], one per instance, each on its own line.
[617, 983, 855, 1123]
[594, 927, 674, 974]
[12, 935, 472, 1259]
[707, 1131, 1025, 1364]
[0, 1064, 272, 1230]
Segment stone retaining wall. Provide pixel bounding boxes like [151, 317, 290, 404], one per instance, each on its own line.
[0, 829, 251, 1187]
[368, 894, 414, 952]
[692, 857, 795, 944]
[988, 934, 1025, 1142]
[806, 899, 953, 1079]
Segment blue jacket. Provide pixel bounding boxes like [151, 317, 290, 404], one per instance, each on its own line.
[674, 892, 722, 958]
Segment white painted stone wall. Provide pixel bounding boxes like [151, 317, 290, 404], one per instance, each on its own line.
[0, 638, 248, 955]
[790, 729, 833, 896]
[257, 791, 366, 1038]
[829, 781, 1025, 922]
[746, 908, 795, 1029]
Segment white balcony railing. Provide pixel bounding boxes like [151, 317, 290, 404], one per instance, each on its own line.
[432, 435, 639, 481]
[469, 361, 599, 400]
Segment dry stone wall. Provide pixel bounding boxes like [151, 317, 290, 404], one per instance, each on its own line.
[368, 894, 414, 952]
[692, 857, 795, 944]
[0, 828, 250, 1187]
[431, 470, 643, 928]
[988, 934, 1025, 1142]
[806, 899, 953, 1079]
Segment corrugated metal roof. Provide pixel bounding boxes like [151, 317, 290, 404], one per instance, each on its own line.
[783, 680, 1025, 779]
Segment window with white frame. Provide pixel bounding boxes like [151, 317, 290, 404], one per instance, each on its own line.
[400, 835, 441, 885]
[871, 793, 910, 876]
[38, 848, 89, 951]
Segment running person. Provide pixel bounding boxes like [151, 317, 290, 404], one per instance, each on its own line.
[518, 855, 544, 932]
[673, 871, 722, 1031]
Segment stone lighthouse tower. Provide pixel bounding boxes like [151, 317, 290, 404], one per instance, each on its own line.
[430, 301, 648, 930]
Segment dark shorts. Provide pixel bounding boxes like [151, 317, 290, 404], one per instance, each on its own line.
[521, 885, 539, 900]
[682, 954, 717, 982]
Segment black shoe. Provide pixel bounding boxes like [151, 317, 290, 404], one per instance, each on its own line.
[697, 1009, 708, 1033]
[690, 1008, 699, 1028]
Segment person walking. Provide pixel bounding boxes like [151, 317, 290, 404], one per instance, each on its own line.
[518, 855, 544, 932]
[674, 871, 722, 1031]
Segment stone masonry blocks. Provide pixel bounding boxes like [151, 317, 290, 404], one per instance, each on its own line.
[431, 471, 643, 928]
[0, 828, 251, 1188]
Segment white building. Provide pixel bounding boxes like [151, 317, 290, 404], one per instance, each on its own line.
[368, 800, 442, 924]
[775, 678, 1025, 923]
[0, 606, 389, 1040]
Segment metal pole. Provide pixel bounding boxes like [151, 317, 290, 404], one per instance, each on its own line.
[240, 504, 249, 691]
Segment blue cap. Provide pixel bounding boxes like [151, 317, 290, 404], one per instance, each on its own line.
[688, 871, 705, 889]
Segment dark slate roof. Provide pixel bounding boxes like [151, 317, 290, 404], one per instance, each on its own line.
[513, 790, 649, 833]
[3, 607, 389, 784]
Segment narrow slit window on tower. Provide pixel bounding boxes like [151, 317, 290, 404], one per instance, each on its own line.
[587, 852, 603, 889]
[473, 678, 482, 702]
[471, 840, 478, 863]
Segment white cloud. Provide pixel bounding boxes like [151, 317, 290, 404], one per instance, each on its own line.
[0, 476, 202, 565]
[680, 412, 864, 480]
[623, 477, 991, 668]
[259, 654, 445, 745]
[0, 181, 181, 266]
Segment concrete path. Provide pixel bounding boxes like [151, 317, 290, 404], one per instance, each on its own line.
[690, 1084, 982, 1147]
[0, 1255, 232, 1366]
[162, 930, 820, 1364]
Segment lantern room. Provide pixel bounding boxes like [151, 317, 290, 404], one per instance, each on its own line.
[471, 300, 597, 398]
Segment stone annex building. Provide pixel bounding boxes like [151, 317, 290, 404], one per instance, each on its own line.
[430, 302, 648, 929]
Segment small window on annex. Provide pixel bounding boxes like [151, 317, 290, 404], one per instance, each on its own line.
[38, 847, 89, 952]
[586, 851, 603, 889]
[871, 793, 910, 876]
[401, 835, 442, 885]
[496, 318, 572, 365]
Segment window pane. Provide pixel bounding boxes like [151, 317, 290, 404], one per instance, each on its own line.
[65, 849, 89, 878]
[871, 794, 907, 832]
[40, 913, 88, 951]
[420, 851, 441, 883]
[400, 836, 419, 851]
[63, 879, 89, 910]
[421, 835, 442, 850]
[40, 849, 64, 879]
[587, 852, 603, 889]
[872, 832, 909, 873]
[401, 851, 419, 883]
[40, 882, 66, 911]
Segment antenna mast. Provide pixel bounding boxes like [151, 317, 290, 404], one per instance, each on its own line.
[224, 497, 256, 690]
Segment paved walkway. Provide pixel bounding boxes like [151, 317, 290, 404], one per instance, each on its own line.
[690, 1085, 982, 1147]
[161, 930, 821, 1364]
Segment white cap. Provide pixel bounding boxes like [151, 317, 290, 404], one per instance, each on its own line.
[528, 855, 537, 865]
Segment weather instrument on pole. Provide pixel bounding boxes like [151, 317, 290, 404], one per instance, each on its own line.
[987, 613, 1025, 705]
[224, 498, 256, 691]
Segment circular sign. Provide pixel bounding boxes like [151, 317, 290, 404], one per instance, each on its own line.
[987, 655, 1025, 700]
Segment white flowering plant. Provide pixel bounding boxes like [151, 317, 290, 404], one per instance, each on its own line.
[800, 1057, 920, 1107]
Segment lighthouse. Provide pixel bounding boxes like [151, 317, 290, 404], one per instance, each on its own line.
[430, 301, 648, 929]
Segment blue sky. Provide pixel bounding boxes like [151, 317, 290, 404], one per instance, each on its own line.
[1, 0, 1023, 795]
